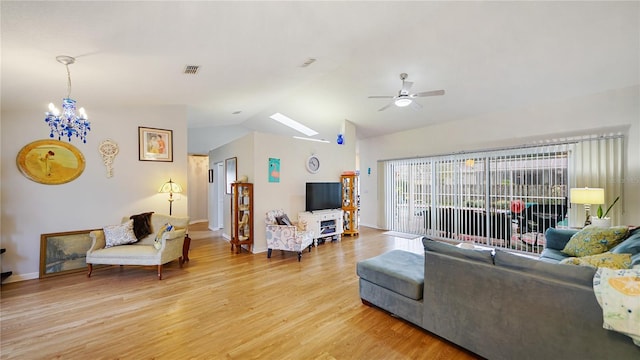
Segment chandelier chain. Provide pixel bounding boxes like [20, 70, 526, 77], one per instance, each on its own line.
[65, 63, 72, 98]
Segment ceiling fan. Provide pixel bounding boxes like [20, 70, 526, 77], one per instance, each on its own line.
[368, 73, 445, 111]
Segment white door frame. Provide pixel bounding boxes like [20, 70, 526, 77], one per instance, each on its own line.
[209, 161, 225, 230]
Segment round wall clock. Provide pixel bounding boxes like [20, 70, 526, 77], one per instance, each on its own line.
[16, 139, 86, 185]
[306, 154, 320, 173]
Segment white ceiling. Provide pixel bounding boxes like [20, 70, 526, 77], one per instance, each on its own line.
[2, 1, 638, 142]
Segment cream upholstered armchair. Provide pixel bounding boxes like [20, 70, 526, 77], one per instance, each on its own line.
[86, 213, 189, 279]
[265, 209, 314, 262]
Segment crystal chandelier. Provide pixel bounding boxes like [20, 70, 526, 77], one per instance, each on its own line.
[45, 55, 90, 143]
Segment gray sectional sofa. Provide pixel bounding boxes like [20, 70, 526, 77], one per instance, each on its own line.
[357, 230, 640, 360]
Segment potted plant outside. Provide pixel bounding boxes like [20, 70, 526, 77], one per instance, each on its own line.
[591, 196, 620, 227]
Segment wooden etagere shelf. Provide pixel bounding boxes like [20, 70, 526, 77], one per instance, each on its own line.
[230, 182, 253, 253]
[341, 173, 359, 236]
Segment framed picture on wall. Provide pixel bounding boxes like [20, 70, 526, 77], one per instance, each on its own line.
[225, 157, 237, 194]
[16, 139, 86, 185]
[269, 157, 280, 183]
[138, 126, 173, 162]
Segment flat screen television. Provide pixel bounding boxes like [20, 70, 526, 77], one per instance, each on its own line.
[305, 182, 342, 212]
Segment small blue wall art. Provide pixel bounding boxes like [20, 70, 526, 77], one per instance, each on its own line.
[269, 158, 280, 183]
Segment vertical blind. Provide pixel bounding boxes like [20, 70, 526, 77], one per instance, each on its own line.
[382, 135, 624, 253]
[568, 136, 624, 226]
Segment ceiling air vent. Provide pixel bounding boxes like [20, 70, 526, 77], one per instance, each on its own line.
[300, 58, 316, 67]
[183, 65, 200, 75]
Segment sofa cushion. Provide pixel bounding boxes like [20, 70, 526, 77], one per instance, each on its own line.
[610, 228, 640, 256]
[560, 253, 632, 269]
[422, 237, 494, 264]
[539, 248, 571, 263]
[544, 227, 578, 250]
[103, 219, 138, 248]
[356, 250, 424, 300]
[87, 244, 162, 263]
[494, 249, 596, 288]
[562, 226, 629, 257]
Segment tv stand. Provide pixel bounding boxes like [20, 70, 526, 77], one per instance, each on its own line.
[299, 209, 344, 246]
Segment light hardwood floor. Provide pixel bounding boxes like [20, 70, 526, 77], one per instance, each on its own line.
[1, 224, 480, 360]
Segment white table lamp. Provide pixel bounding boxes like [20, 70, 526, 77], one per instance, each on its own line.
[570, 187, 604, 227]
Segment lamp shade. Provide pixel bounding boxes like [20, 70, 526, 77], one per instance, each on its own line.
[158, 179, 182, 194]
[570, 187, 604, 205]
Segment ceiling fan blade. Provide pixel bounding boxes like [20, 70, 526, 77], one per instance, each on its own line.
[410, 100, 423, 111]
[368, 95, 394, 99]
[401, 81, 414, 94]
[378, 102, 394, 112]
[414, 89, 445, 97]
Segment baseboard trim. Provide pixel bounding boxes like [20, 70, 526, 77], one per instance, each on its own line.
[2, 271, 38, 284]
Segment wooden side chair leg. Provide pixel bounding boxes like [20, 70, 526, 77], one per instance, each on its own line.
[157, 265, 163, 280]
[183, 234, 191, 262]
[87, 264, 93, 278]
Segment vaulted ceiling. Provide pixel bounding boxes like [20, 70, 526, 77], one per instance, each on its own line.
[2, 1, 638, 144]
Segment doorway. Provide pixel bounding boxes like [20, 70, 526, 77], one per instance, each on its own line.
[209, 161, 225, 229]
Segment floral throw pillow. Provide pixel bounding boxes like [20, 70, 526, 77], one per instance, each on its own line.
[562, 226, 629, 257]
[560, 253, 632, 269]
[103, 219, 138, 248]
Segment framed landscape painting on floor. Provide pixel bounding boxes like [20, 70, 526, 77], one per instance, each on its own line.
[40, 229, 99, 278]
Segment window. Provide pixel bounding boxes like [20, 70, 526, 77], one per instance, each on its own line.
[382, 135, 623, 254]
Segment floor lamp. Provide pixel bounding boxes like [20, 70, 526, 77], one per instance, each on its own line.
[159, 178, 183, 215]
[570, 187, 604, 227]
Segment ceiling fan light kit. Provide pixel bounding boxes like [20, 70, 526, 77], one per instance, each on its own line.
[394, 97, 412, 107]
[369, 73, 445, 111]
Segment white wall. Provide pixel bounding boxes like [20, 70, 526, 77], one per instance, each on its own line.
[187, 155, 209, 223]
[187, 125, 249, 155]
[209, 123, 357, 253]
[1, 105, 189, 282]
[358, 86, 640, 229]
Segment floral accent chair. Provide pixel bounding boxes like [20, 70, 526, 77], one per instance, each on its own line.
[265, 209, 314, 261]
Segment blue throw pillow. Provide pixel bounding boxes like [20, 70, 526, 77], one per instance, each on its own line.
[629, 253, 640, 267]
[545, 227, 578, 250]
[275, 214, 292, 226]
[610, 230, 640, 256]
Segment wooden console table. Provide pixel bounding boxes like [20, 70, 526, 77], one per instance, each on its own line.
[299, 209, 344, 246]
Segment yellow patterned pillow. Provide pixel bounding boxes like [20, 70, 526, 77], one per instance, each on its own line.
[296, 218, 308, 232]
[560, 253, 632, 269]
[562, 226, 629, 257]
[153, 223, 174, 250]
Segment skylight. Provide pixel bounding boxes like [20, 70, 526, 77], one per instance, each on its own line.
[270, 113, 318, 137]
[293, 136, 330, 143]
